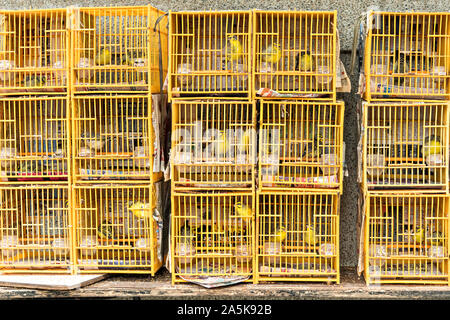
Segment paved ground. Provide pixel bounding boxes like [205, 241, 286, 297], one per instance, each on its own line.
[0, 267, 449, 299]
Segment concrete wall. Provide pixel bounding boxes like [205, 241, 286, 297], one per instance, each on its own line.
[2, 0, 448, 267]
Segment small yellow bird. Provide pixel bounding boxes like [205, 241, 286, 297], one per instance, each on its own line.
[234, 202, 253, 218]
[129, 201, 152, 219]
[295, 51, 314, 72]
[97, 221, 113, 239]
[238, 130, 251, 154]
[262, 42, 283, 64]
[225, 35, 244, 62]
[95, 48, 112, 65]
[272, 226, 287, 243]
[422, 135, 442, 158]
[216, 130, 229, 158]
[412, 227, 425, 244]
[304, 224, 318, 246]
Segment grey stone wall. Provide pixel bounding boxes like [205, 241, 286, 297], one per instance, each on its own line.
[2, 0, 448, 267]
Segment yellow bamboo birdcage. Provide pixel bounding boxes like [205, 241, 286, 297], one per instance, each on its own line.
[0, 9, 69, 94]
[69, 5, 168, 94]
[259, 100, 345, 192]
[72, 95, 162, 183]
[364, 192, 449, 285]
[253, 10, 337, 100]
[0, 96, 69, 183]
[171, 191, 254, 284]
[362, 101, 449, 192]
[0, 184, 72, 273]
[168, 11, 252, 101]
[364, 12, 450, 101]
[73, 184, 163, 274]
[171, 100, 256, 191]
[256, 191, 340, 283]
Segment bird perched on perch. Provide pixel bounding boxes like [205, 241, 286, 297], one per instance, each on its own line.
[391, 50, 409, 86]
[304, 224, 318, 246]
[97, 221, 113, 239]
[272, 225, 287, 243]
[95, 48, 112, 65]
[216, 130, 229, 159]
[81, 132, 105, 151]
[422, 135, 442, 158]
[234, 202, 253, 219]
[429, 230, 444, 246]
[225, 35, 244, 62]
[261, 42, 283, 64]
[411, 226, 425, 244]
[295, 51, 314, 72]
[129, 201, 152, 219]
[302, 123, 324, 160]
[23, 75, 46, 87]
[179, 221, 195, 244]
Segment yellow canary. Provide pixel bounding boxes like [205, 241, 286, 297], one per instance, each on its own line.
[422, 135, 442, 158]
[95, 48, 112, 65]
[295, 51, 314, 72]
[216, 130, 229, 158]
[24, 75, 46, 87]
[97, 221, 113, 239]
[225, 35, 244, 62]
[129, 201, 152, 219]
[413, 227, 425, 244]
[262, 42, 283, 64]
[234, 202, 252, 218]
[238, 130, 251, 154]
[304, 224, 318, 246]
[272, 226, 287, 243]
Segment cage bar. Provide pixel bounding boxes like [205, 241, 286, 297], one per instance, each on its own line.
[168, 11, 252, 101]
[171, 191, 254, 284]
[69, 5, 168, 93]
[171, 100, 256, 191]
[259, 100, 344, 192]
[253, 10, 337, 100]
[364, 193, 449, 285]
[256, 191, 340, 283]
[364, 12, 450, 101]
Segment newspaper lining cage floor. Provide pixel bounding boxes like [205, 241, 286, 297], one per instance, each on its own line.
[364, 193, 449, 285]
[0, 96, 69, 182]
[171, 192, 254, 286]
[0, 184, 72, 273]
[362, 101, 449, 192]
[72, 94, 161, 183]
[256, 191, 340, 283]
[168, 11, 252, 101]
[253, 11, 337, 100]
[73, 184, 163, 274]
[259, 100, 344, 192]
[171, 100, 256, 191]
[0, 9, 69, 94]
[363, 12, 450, 101]
[69, 5, 168, 93]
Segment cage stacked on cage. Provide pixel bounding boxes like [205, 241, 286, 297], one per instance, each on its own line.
[253, 11, 343, 284]
[69, 5, 167, 274]
[360, 11, 450, 285]
[169, 11, 256, 284]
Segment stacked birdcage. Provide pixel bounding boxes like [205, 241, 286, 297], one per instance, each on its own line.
[69, 5, 168, 274]
[0, 8, 72, 273]
[254, 10, 344, 284]
[360, 11, 450, 285]
[169, 11, 256, 284]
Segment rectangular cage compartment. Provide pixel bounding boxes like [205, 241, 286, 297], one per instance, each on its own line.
[364, 12, 450, 100]
[0, 185, 71, 272]
[254, 11, 337, 99]
[364, 193, 449, 285]
[70, 6, 168, 93]
[0, 96, 69, 182]
[256, 191, 340, 283]
[0, 9, 68, 94]
[168, 11, 252, 100]
[171, 192, 254, 284]
[74, 184, 163, 274]
[171, 100, 256, 190]
[259, 100, 344, 192]
[72, 95, 161, 182]
[363, 101, 449, 191]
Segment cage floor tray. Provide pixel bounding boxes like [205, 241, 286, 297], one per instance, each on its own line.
[0, 274, 107, 290]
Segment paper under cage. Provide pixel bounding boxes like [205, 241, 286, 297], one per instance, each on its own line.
[171, 100, 256, 190]
[74, 184, 162, 274]
[364, 194, 449, 285]
[253, 11, 336, 99]
[0, 96, 69, 182]
[0, 185, 72, 273]
[256, 191, 339, 283]
[364, 12, 450, 101]
[72, 95, 161, 182]
[363, 102, 449, 191]
[172, 192, 254, 284]
[0, 9, 68, 94]
[168, 11, 251, 101]
[70, 6, 168, 93]
[259, 101, 344, 191]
